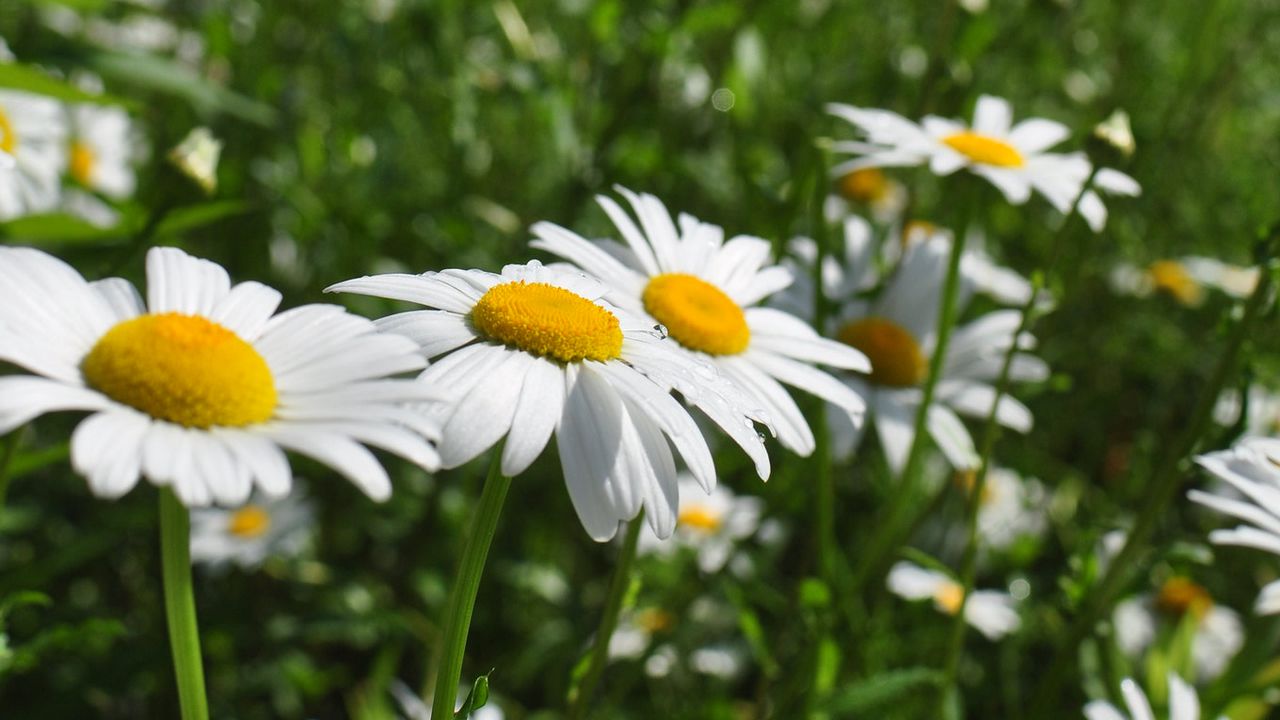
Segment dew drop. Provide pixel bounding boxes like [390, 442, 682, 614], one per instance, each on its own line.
[651, 324, 669, 339]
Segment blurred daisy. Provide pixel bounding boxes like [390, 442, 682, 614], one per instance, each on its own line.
[1111, 257, 1259, 307]
[190, 491, 314, 569]
[826, 94, 1140, 231]
[1190, 440, 1280, 615]
[772, 215, 881, 321]
[0, 89, 66, 220]
[608, 607, 674, 661]
[1112, 578, 1242, 681]
[62, 101, 138, 227]
[896, 223, 1037, 307]
[1084, 674, 1221, 720]
[392, 679, 503, 720]
[329, 260, 739, 541]
[886, 560, 1020, 639]
[0, 246, 441, 506]
[828, 234, 1047, 474]
[638, 474, 763, 573]
[955, 466, 1048, 553]
[1213, 385, 1280, 438]
[531, 186, 870, 457]
[828, 167, 907, 223]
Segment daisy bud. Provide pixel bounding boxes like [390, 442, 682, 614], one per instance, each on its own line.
[1090, 109, 1135, 161]
[168, 126, 222, 194]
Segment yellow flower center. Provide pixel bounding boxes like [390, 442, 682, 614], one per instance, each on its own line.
[1155, 577, 1213, 621]
[0, 106, 15, 155]
[943, 131, 1025, 168]
[837, 317, 927, 387]
[901, 219, 941, 249]
[952, 470, 995, 506]
[642, 273, 749, 356]
[635, 608, 675, 633]
[838, 168, 890, 204]
[935, 582, 965, 615]
[470, 281, 623, 363]
[70, 141, 96, 186]
[227, 505, 272, 538]
[678, 504, 723, 533]
[81, 313, 278, 429]
[1148, 260, 1204, 306]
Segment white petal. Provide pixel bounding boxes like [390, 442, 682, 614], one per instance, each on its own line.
[0, 376, 113, 433]
[374, 310, 477, 358]
[971, 95, 1013, 136]
[437, 350, 531, 469]
[145, 246, 231, 316]
[91, 278, 145, 322]
[1007, 118, 1069, 153]
[501, 358, 566, 476]
[926, 404, 979, 470]
[71, 410, 148, 499]
[1120, 678, 1156, 720]
[267, 430, 392, 501]
[209, 281, 283, 340]
[556, 365, 627, 541]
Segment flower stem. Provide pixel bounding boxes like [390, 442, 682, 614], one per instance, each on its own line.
[432, 452, 512, 719]
[938, 170, 1098, 718]
[0, 427, 24, 510]
[568, 510, 644, 720]
[1029, 224, 1280, 711]
[809, 144, 838, 583]
[158, 488, 209, 720]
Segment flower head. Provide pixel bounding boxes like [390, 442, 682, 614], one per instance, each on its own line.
[638, 475, 763, 573]
[1084, 674, 1222, 720]
[0, 89, 66, 220]
[190, 490, 314, 569]
[886, 561, 1020, 639]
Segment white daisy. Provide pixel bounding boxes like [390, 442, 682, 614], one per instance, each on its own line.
[886, 560, 1020, 639]
[66, 102, 136, 199]
[827, 167, 907, 223]
[1112, 578, 1243, 682]
[895, 222, 1038, 307]
[1213, 385, 1280, 438]
[530, 186, 870, 458]
[607, 607, 675, 661]
[956, 465, 1048, 553]
[1111, 257, 1260, 307]
[1190, 440, 1280, 615]
[328, 260, 744, 541]
[637, 474, 763, 573]
[826, 94, 1140, 231]
[827, 234, 1048, 474]
[1084, 674, 1223, 720]
[190, 490, 314, 569]
[0, 89, 66, 220]
[0, 246, 441, 506]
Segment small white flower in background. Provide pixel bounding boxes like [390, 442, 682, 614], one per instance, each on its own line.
[886, 561, 1020, 639]
[190, 491, 314, 569]
[1190, 440, 1280, 615]
[638, 475, 763, 574]
[826, 233, 1048, 474]
[1110, 257, 1259, 307]
[0, 89, 66, 220]
[891, 221, 1040, 307]
[0, 246, 442, 506]
[1084, 673, 1223, 720]
[391, 679, 503, 720]
[827, 167, 908, 223]
[1213, 385, 1280, 438]
[772, 215, 881, 321]
[689, 644, 747, 680]
[826, 94, 1140, 231]
[955, 466, 1048, 552]
[1112, 578, 1242, 682]
[329, 260, 746, 542]
[67, 102, 136, 199]
[607, 607, 675, 661]
[531, 186, 871, 460]
[169, 126, 222, 194]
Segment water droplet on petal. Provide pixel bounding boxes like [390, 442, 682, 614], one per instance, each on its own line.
[652, 324, 670, 339]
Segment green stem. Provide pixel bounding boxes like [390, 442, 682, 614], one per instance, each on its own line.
[568, 511, 644, 720]
[810, 145, 838, 583]
[1029, 226, 1280, 712]
[0, 427, 24, 509]
[159, 488, 209, 720]
[431, 452, 512, 719]
[938, 169, 1098, 717]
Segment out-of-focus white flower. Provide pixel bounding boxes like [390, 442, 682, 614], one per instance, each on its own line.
[0, 89, 66, 220]
[638, 475, 763, 573]
[1112, 578, 1242, 682]
[607, 607, 675, 661]
[956, 466, 1048, 552]
[1094, 109, 1136, 159]
[1084, 673, 1222, 720]
[169, 127, 222, 194]
[1111, 257, 1259, 307]
[1213, 386, 1280, 438]
[887, 561, 1020, 639]
[892, 222, 1040, 307]
[67, 103, 136, 199]
[829, 167, 908, 223]
[190, 490, 314, 569]
[689, 645, 746, 680]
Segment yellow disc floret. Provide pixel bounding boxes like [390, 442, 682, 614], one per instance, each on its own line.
[227, 505, 272, 538]
[470, 281, 623, 363]
[642, 273, 749, 356]
[838, 168, 890, 204]
[0, 106, 15, 154]
[1148, 260, 1204, 306]
[82, 312, 278, 428]
[943, 131, 1025, 168]
[934, 582, 965, 615]
[1155, 577, 1213, 620]
[678, 504, 723, 533]
[70, 141, 96, 186]
[837, 317, 927, 387]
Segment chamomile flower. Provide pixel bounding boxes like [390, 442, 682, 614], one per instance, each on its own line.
[66, 102, 136, 199]
[0, 89, 66, 220]
[1113, 578, 1243, 681]
[1213, 385, 1280, 438]
[895, 223, 1037, 307]
[828, 234, 1047, 474]
[1189, 440, 1280, 615]
[0, 246, 441, 506]
[531, 187, 870, 457]
[955, 466, 1048, 553]
[886, 561, 1020, 639]
[608, 607, 675, 661]
[190, 490, 314, 569]
[328, 261, 744, 541]
[1111, 257, 1259, 307]
[829, 167, 907, 223]
[638, 474, 763, 573]
[1084, 674, 1222, 720]
[826, 94, 1140, 231]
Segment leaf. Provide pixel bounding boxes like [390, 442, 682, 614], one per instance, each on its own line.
[0, 212, 137, 246]
[154, 200, 253, 237]
[0, 592, 51, 621]
[454, 672, 491, 719]
[86, 51, 277, 126]
[818, 668, 944, 716]
[0, 64, 129, 106]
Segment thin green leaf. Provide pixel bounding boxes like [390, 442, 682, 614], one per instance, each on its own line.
[0, 64, 129, 106]
[87, 51, 277, 126]
[819, 668, 945, 716]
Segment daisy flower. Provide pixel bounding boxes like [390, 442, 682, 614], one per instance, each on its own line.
[328, 260, 749, 541]
[0, 246, 441, 506]
[190, 490, 314, 569]
[1110, 257, 1259, 307]
[1113, 578, 1243, 681]
[1190, 440, 1280, 615]
[638, 474, 763, 573]
[828, 167, 907, 223]
[1213, 385, 1280, 438]
[886, 560, 1020, 639]
[530, 186, 870, 457]
[894, 223, 1038, 307]
[827, 234, 1048, 474]
[955, 465, 1048, 553]
[826, 94, 1140, 231]
[0, 89, 66, 220]
[608, 607, 675, 661]
[1084, 674, 1222, 720]
[66, 101, 136, 199]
